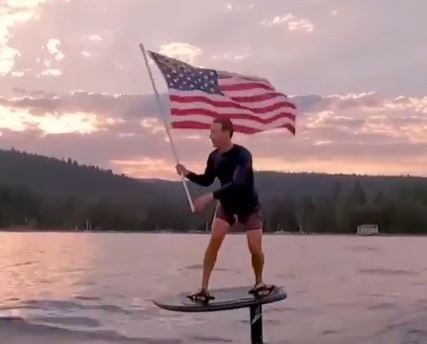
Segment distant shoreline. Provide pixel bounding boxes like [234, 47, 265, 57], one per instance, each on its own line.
[0, 228, 426, 237]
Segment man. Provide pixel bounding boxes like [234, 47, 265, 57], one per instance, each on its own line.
[176, 118, 274, 303]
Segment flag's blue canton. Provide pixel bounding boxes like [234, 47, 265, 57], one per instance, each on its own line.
[150, 51, 221, 95]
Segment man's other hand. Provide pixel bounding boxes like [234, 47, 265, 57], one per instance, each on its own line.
[176, 163, 189, 177]
[194, 192, 214, 212]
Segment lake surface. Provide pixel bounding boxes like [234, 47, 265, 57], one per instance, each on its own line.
[1, 232, 426, 343]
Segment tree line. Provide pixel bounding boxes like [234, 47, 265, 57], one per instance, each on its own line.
[1, 148, 426, 234]
[1, 180, 426, 234]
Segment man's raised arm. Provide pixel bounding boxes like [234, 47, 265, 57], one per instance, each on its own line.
[176, 155, 215, 187]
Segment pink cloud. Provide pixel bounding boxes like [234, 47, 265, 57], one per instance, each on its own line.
[0, 91, 426, 179]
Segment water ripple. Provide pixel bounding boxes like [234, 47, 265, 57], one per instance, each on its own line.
[357, 268, 418, 276]
[0, 317, 182, 343]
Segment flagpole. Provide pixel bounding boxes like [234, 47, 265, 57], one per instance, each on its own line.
[138, 43, 195, 213]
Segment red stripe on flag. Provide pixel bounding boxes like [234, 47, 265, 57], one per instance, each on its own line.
[170, 95, 297, 113]
[170, 108, 296, 124]
[171, 121, 295, 135]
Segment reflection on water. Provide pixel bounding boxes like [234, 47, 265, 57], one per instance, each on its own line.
[0, 232, 99, 302]
[0, 232, 427, 343]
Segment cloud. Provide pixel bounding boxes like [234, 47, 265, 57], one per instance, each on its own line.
[0, 105, 99, 134]
[211, 51, 251, 62]
[261, 14, 314, 33]
[0, 45, 21, 75]
[38, 68, 62, 77]
[1, 0, 425, 101]
[159, 42, 202, 65]
[85, 34, 102, 41]
[110, 157, 174, 179]
[0, 90, 426, 178]
[0, 0, 426, 178]
[0, 0, 48, 76]
[0, 92, 164, 120]
[46, 38, 64, 61]
[225, 3, 255, 12]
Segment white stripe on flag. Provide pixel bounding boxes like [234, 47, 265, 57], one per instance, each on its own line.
[170, 101, 297, 118]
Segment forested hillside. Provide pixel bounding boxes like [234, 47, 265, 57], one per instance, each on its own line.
[1, 148, 426, 233]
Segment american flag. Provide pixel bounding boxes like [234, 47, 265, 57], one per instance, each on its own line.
[148, 51, 297, 135]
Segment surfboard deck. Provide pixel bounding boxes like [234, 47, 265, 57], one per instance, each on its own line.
[153, 285, 286, 312]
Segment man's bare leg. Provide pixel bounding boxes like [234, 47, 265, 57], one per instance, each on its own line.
[246, 228, 264, 285]
[200, 216, 230, 291]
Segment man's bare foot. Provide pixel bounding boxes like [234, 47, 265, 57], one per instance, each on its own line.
[186, 289, 215, 304]
[248, 282, 275, 297]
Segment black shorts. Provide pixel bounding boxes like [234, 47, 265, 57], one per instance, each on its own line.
[214, 202, 264, 231]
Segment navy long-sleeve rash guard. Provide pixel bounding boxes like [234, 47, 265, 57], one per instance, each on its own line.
[186, 144, 259, 213]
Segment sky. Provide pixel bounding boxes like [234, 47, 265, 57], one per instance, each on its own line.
[0, 0, 426, 180]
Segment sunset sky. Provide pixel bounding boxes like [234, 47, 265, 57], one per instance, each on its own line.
[1, 0, 426, 180]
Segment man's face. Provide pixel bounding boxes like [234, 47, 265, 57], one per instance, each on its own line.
[209, 122, 229, 147]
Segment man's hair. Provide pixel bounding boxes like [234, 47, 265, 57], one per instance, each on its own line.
[213, 118, 234, 137]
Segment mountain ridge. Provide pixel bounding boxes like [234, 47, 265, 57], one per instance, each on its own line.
[1, 148, 426, 233]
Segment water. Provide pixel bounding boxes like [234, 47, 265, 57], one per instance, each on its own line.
[1, 232, 427, 343]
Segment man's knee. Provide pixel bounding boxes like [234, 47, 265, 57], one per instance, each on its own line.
[207, 237, 223, 254]
[246, 228, 263, 254]
[208, 217, 229, 250]
[250, 245, 264, 258]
